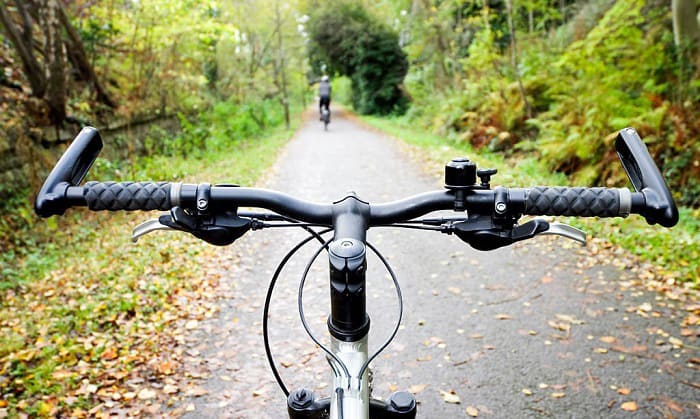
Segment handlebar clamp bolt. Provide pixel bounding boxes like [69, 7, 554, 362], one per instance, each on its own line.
[495, 202, 507, 214]
[289, 389, 314, 409]
[389, 391, 417, 412]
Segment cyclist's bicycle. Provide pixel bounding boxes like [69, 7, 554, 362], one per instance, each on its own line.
[35, 127, 678, 419]
[321, 105, 330, 130]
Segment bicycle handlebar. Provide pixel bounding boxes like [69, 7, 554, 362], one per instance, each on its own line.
[34, 126, 679, 229]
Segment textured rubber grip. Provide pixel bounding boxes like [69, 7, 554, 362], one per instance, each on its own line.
[84, 181, 171, 211]
[524, 187, 621, 217]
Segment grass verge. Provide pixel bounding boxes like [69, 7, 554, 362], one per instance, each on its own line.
[0, 117, 299, 416]
[359, 115, 699, 289]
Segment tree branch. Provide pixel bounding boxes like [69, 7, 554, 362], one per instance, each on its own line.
[0, 0, 46, 96]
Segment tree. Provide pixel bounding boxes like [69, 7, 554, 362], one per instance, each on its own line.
[307, 1, 408, 115]
[0, 0, 116, 125]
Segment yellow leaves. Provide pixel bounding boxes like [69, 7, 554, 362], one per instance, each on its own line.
[100, 347, 118, 360]
[668, 336, 683, 348]
[439, 389, 460, 404]
[466, 405, 479, 417]
[620, 401, 638, 411]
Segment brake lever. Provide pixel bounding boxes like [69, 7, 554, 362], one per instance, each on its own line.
[541, 222, 587, 245]
[132, 218, 176, 242]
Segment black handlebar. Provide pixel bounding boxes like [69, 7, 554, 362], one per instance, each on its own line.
[615, 128, 678, 227]
[84, 181, 172, 211]
[521, 187, 628, 218]
[34, 126, 679, 229]
[34, 127, 103, 217]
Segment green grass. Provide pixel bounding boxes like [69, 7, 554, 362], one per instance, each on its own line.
[0, 113, 299, 416]
[360, 115, 700, 288]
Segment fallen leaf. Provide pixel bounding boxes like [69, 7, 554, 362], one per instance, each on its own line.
[617, 388, 631, 395]
[669, 337, 683, 347]
[621, 401, 638, 411]
[189, 387, 209, 397]
[100, 347, 118, 360]
[548, 321, 570, 332]
[440, 389, 461, 404]
[599, 336, 616, 344]
[466, 406, 479, 417]
[551, 392, 566, 399]
[638, 303, 652, 312]
[156, 360, 176, 375]
[555, 314, 583, 324]
[137, 388, 156, 400]
[495, 314, 512, 320]
[522, 389, 533, 396]
[163, 384, 178, 395]
[663, 399, 683, 413]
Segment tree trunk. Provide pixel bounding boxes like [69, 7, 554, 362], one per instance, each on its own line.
[672, 0, 700, 49]
[0, 1, 46, 97]
[39, 0, 66, 124]
[274, 2, 290, 130]
[57, 2, 117, 108]
[506, 0, 532, 118]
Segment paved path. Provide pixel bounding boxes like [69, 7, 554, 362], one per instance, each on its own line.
[177, 110, 698, 418]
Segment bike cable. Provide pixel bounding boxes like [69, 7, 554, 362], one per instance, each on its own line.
[298, 239, 352, 381]
[297, 237, 405, 391]
[261, 217, 332, 397]
[356, 240, 403, 382]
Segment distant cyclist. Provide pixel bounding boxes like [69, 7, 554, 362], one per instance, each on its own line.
[318, 75, 331, 120]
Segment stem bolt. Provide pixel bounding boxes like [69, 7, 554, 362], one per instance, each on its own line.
[495, 202, 507, 214]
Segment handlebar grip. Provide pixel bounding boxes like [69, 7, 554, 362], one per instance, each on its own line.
[524, 187, 628, 217]
[84, 181, 172, 211]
